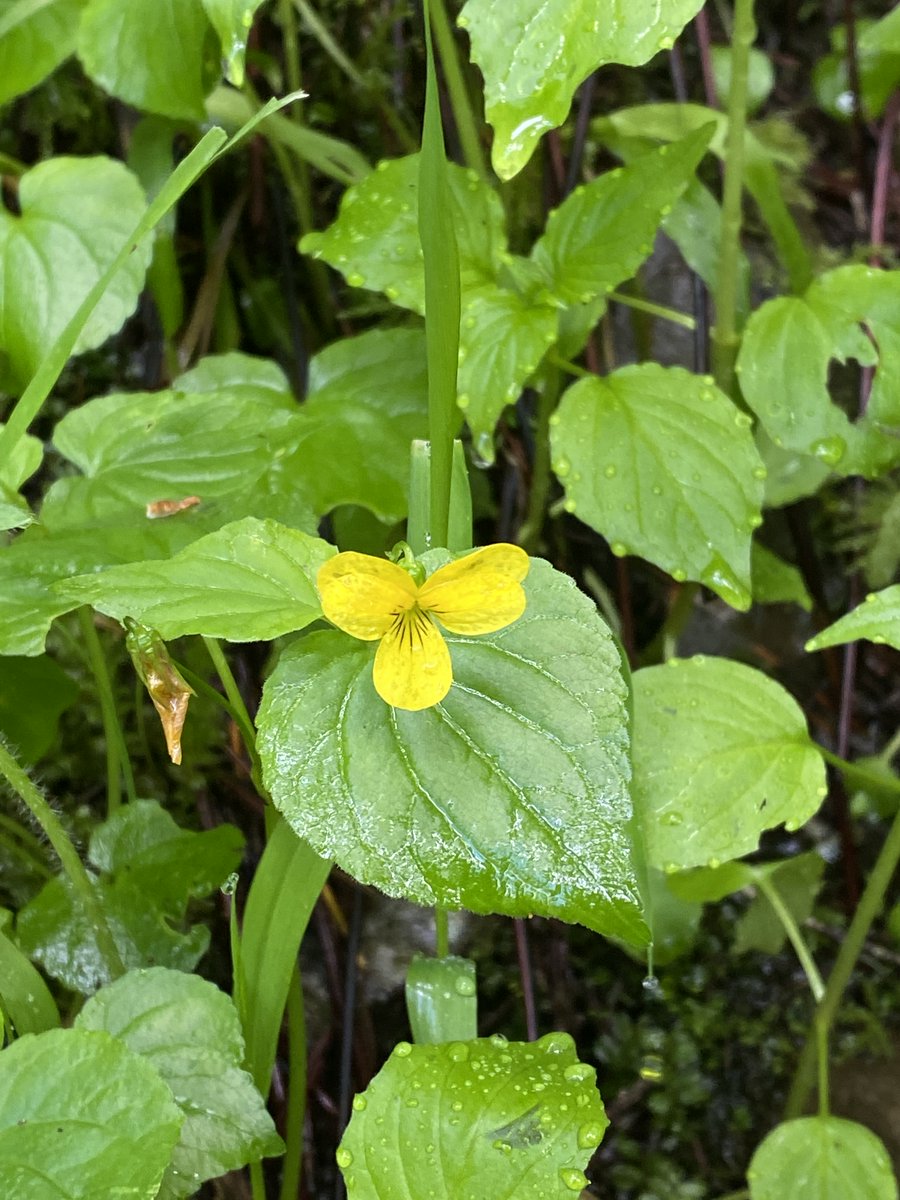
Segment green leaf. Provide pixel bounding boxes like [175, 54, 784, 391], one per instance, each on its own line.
[338, 1033, 608, 1198]
[751, 544, 812, 611]
[756, 428, 831, 508]
[458, 0, 705, 178]
[0, 655, 77, 762]
[747, 1117, 898, 1200]
[806, 586, 900, 653]
[77, 967, 283, 1198]
[458, 286, 557, 457]
[0, 0, 85, 107]
[300, 154, 505, 314]
[551, 364, 764, 609]
[0, 156, 151, 389]
[296, 328, 429, 521]
[405, 955, 478, 1044]
[633, 656, 827, 872]
[200, 0, 262, 85]
[0, 1027, 182, 1198]
[0, 924, 59, 1037]
[737, 266, 900, 478]
[58, 517, 333, 642]
[0, 425, 41, 532]
[711, 45, 775, 115]
[733, 853, 825, 955]
[17, 799, 243, 992]
[531, 127, 713, 306]
[258, 553, 646, 944]
[78, 0, 218, 120]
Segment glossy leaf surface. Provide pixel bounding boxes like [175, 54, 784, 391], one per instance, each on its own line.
[459, 0, 705, 178]
[807, 586, 900, 652]
[0, 0, 84, 108]
[338, 1033, 608, 1199]
[551, 365, 764, 609]
[77, 968, 283, 1198]
[59, 517, 333, 642]
[200, 0, 262, 84]
[78, 0, 217, 119]
[531, 127, 713, 305]
[0, 157, 151, 388]
[258, 554, 646, 944]
[748, 1117, 897, 1200]
[0, 1027, 181, 1198]
[738, 266, 900, 477]
[633, 657, 826, 872]
[0, 426, 41, 532]
[300, 154, 505, 313]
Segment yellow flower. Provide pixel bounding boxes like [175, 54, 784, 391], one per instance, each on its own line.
[317, 544, 530, 711]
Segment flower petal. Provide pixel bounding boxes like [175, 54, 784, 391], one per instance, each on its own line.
[373, 609, 452, 710]
[418, 543, 529, 635]
[318, 552, 417, 641]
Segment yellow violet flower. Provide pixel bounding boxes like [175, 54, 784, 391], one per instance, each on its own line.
[317, 544, 530, 711]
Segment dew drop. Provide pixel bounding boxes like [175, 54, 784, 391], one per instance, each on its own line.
[559, 1167, 589, 1191]
[671, 568, 687, 583]
[563, 498, 577, 513]
[454, 975, 476, 997]
[810, 435, 846, 466]
[394, 1041, 412, 1058]
[639, 1054, 664, 1082]
[604, 463, 617, 478]
[563, 1062, 592, 1083]
[577, 1121, 605, 1149]
[553, 457, 571, 478]
[538, 1031, 572, 1055]
[661, 810, 683, 827]
[448, 1043, 470, 1063]
[753, 466, 768, 480]
[457, 393, 470, 410]
[351, 1095, 367, 1112]
[611, 542, 628, 557]
[346, 272, 365, 288]
[336, 1147, 354, 1168]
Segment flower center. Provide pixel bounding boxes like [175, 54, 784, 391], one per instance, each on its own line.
[389, 603, 436, 648]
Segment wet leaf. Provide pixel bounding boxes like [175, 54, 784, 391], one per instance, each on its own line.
[551, 364, 764, 609]
[0, 157, 151, 388]
[633, 657, 827, 872]
[18, 800, 243, 993]
[200, 0, 263, 85]
[300, 154, 505, 313]
[77, 968, 283, 1198]
[748, 1117, 897, 1200]
[737, 266, 900, 478]
[0, 1027, 181, 1198]
[459, 0, 705, 178]
[751, 544, 812, 611]
[806, 586, 900, 652]
[338, 1033, 608, 1199]
[0, 0, 86, 106]
[258, 554, 646, 944]
[531, 126, 713, 305]
[59, 517, 333, 643]
[78, 0, 218, 120]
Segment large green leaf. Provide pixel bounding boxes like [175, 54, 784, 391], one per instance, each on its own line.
[78, 0, 218, 120]
[458, 285, 557, 458]
[633, 657, 827, 872]
[748, 1117, 897, 1200]
[0, 0, 85, 107]
[300, 154, 506, 314]
[295, 328, 429, 520]
[531, 127, 713, 306]
[0, 1027, 182, 1198]
[551, 364, 764, 609]
[0, 425, 41, 531]
[200, 0, 262, 85]
[737, 266, 900, 477]
[338, 1034, 608, 1199]
[77, 968, 283, 1199]
[17, 799, 243, 992]
[258, 553, 646, 944]
[0, 655, 77, 762]
[58, 517, 333, 642]
[0, 157, 151, 388]
[807, 586, 900, 653]
[458, 0, 705, 178]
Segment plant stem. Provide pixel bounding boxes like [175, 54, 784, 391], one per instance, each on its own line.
[610, 290, 696, 331]
[429, 0, 488, 177]
[784, 799, 900, 1117]
[711, 0, 755, 396]
[201, 637, 264, 786]
[279, 968, 308, 1200]
[519, 366, 561, 552]
[435, 907, 450, 957]
[818, 746, 900, 799]
[756, 876, 825, 1004]
[78, 608, 136, 813]
[0, 738, 125, 979]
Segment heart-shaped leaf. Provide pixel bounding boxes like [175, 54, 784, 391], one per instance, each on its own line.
[748, 1118, 897, 1200]
[339, 1034, 608, 1200]
[258, 554, 646, 944]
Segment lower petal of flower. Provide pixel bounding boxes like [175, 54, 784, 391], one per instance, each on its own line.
[372, 607, 452, 711]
